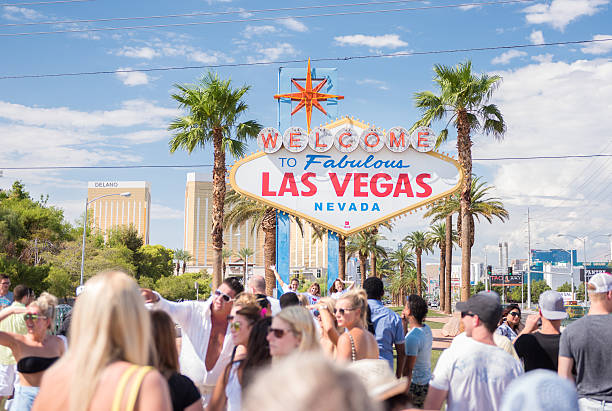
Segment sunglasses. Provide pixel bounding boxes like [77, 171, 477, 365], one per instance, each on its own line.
[268, 327, 293, 338]
[461, 312, 476, 318]
[230, 321, 242, 331]
[214, 290, 234, 302]
[333, 308, 356, 316]
[24, 314, 46, 321]
[509, 312, 520, 317]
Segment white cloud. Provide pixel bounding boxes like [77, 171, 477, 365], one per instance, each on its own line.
[116, 46, 159, 59]
[531, 53, 554, 63]
[2, 6, 43, 20]
[116, 69, 150, 86]
[278, 18, 308, 32]
[151, 204, 183, 220]
[334, 34, 408, 49]
[356, 79, 389, 90]
[580, 34, 612, 55]
[491, 50, 528, 65]
[530, 30, 545, 45]
[459, 5, 481, 10]
[243, 25, 277, 38]
[247, 42, 297, 63]
[523, 0, 609, 30]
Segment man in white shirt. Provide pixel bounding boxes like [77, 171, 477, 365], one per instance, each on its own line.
[141, 276, 243, 407]
[247, 275, 281, 315]
[424, 291, 523, 411]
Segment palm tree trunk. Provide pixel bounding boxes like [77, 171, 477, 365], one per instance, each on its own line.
[416, 250, 422, 296]
[262, 207, 276, 296]
[457, 109, 472, 302]
[371, 254, 377, 278]
[445, 214, 452, 314]
[211, 130, 226, 291]
[439, 244, 446, 312]
[359, 252, 367, 287]
[339, 237, 346, 280]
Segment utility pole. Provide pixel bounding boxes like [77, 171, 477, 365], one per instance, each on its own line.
[527, 208, 532, 309]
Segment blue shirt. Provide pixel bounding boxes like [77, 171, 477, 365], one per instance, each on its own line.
[404, 324, 433, 385]
[367, 299, 405, 369]
[496, 323, 518, 342]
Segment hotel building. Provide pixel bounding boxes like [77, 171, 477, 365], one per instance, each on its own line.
[184, 172, 327, 279]
[87, 181, 151, 244]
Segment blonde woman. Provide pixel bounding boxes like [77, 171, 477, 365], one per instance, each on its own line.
[0, 292, 65, 410]
[312, 298, 342, 358]
[335, 290, 379, 362]
[32, 271, 171, 411]
[267, 306, 319, 358]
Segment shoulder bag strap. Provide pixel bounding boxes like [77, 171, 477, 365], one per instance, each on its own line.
[111, 365, 139, 411]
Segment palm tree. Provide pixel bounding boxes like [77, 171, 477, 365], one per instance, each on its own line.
[346, 231, 387, 286]
[169, 72, 262, 290]
[339, 236, 346, 280]
[225, 190, 302, 295]
[173, 249, 192, 274]
[235, 247, 254, 285]
[222, 248, 232, 278]
[388, 246, 416, 304]
[367, 222, 392, 278]
[412, 61, 506, 301]
[403, 231, 434, 297]
[427, 222, 457, 313]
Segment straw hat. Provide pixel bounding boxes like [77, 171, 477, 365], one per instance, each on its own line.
[346, 359, 409, 401]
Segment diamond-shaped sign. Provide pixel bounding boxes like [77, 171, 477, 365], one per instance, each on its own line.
[230, 117, 464, 236]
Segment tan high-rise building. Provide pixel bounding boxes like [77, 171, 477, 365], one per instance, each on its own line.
[87, 181, 151, 244]
[184, 172, 327, 278]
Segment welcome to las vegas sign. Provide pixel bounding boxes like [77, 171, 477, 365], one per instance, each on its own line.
[229, 116, 464, 236]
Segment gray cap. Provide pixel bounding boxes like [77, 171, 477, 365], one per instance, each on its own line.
[500, 370, 578, 411]
[539, 290, 568, 320]
[456, 291, 502, 329]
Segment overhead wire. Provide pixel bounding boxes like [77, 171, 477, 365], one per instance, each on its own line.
[0, 0, 536, 37]
[0, 0, 438, 27]
[2, 37, 612, 80]
[1, 0, 93, 5]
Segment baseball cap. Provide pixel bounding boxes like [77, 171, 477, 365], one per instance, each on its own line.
[500, 370, 578, 411]
[538, 290, 568, 320]
[587, 273, 612, 293]
[456, 291, 502, 329]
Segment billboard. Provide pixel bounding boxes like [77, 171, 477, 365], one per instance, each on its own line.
[490, 274, 523, 287]
[230, 117, 464, 235]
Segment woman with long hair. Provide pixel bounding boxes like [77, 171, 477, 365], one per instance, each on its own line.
[335, 290, 379, 362]
[496, 304, 522, 342]
[150, 310, 202, 411]
[32, 270, 171, 411]
[207, 295, 262, 411]
[241, 316, 272, 389]
[329, 279, 354, 300]
[267, 306, 320, 359]
[312, 297, 342, 359]
[0, 292, 65, 410]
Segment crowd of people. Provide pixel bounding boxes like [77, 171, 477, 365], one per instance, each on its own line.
[0, 269, 609, 411]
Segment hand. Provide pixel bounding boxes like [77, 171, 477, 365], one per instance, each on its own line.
[523, 313, 540, 334]
[270, 265, 275, 270]
[140, 288, 158, 303]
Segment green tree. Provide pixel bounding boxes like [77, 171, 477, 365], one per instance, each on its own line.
[470, 281, 486, 295]
[508, 280, 551, 304]
[173, 249, 192, 274]
[136, 245, 174, 281]
[557, 282, 572, 292]
[169, 72, 262, 291]
[403, 231, 434, 296]
[427, 222, 457, 313]
[412, 61, 506, 302]
[388, 246, 416, 304]
[45, 266, 73, 302]
[155, 271, 211, 301]
[347, 231, 387, 286]
[107, 225, 143, 253]
[234, 247, 254, 285]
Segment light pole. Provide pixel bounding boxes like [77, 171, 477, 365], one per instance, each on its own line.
[80, 192, 131, 287]
[558, 234, 587, 303]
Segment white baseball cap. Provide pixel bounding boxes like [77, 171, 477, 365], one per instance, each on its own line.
[588, 273, 612, 293]
[539, 290, 568, 320]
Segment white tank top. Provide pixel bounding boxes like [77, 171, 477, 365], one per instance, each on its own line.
[225, 362, 242, 411]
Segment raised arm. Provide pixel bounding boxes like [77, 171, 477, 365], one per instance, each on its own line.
[271, 267, 286, 289]
[0, 305, 26, 323]
[342, 279, 355, 292]
[317, 305, 339, 345]
[141, 288, 197, 329]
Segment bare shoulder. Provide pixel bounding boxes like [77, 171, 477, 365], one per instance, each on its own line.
[138, 368, 172, 411]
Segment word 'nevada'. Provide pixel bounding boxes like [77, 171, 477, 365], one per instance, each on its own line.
[261, 172, 433, 198]
[257, 125, 437, 154]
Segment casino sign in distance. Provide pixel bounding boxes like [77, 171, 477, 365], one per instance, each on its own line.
[229, 116, 465, 236]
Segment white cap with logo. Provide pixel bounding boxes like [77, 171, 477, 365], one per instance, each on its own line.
[588, 272, 612, 293]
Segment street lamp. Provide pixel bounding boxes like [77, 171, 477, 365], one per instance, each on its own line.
[558, 234, 587, 303]
[80, 192, 131, 287]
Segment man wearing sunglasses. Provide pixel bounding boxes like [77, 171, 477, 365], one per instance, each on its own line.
[141, 276, 243, 408]
[424, 291, 523, 411]
[0, 275, 13, 310]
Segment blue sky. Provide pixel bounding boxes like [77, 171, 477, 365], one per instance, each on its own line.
[1, 0, 611, 265]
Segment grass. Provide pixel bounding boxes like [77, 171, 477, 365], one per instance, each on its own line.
[390, 306, 448, 318]
[431, 349, 442, 370]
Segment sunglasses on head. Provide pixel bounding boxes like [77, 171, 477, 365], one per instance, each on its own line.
[333, 307, 356, 316]
[461, 311, 475, 318]
[268, 327, 293, 338]
[214, 290, 234, 302]
[24, 314, 45, 321]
